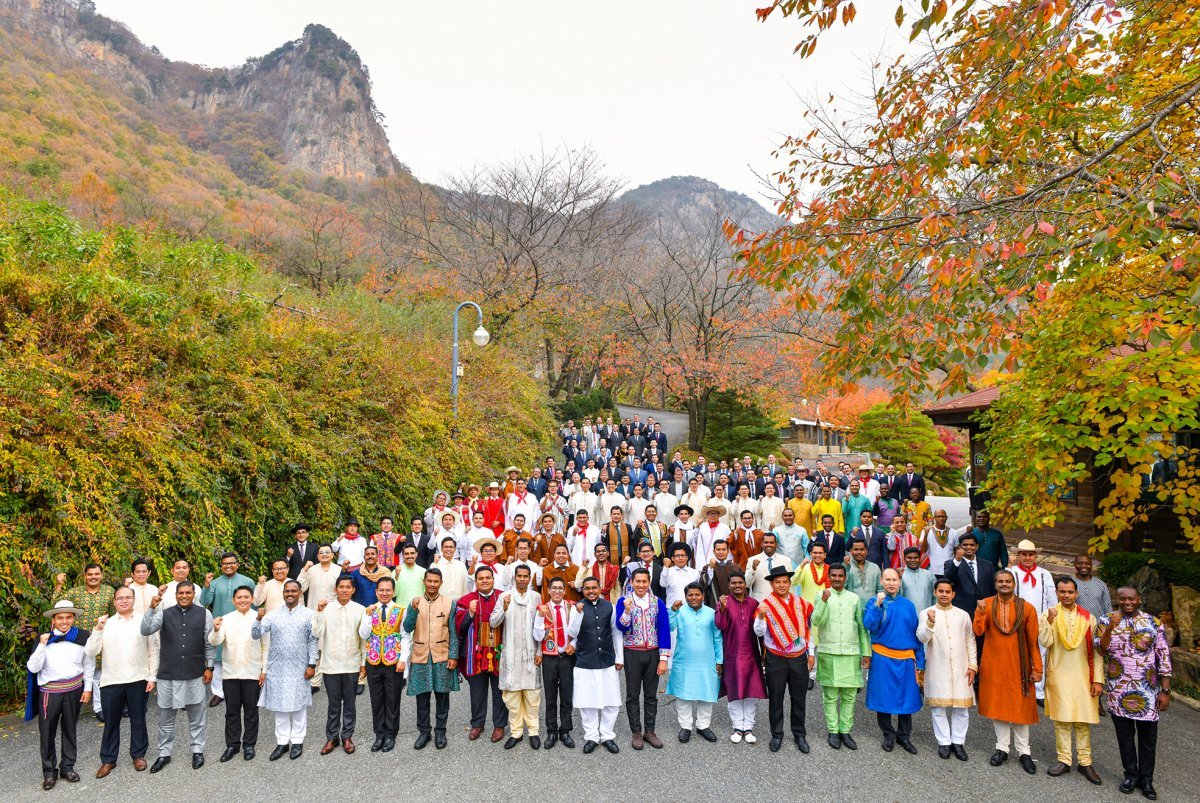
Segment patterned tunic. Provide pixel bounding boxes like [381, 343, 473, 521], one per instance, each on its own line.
[1096, 610, 1173, 721]
[62, 585, 114, 630]
[403, 600, 461, 695]
[253, 604, 319, 713]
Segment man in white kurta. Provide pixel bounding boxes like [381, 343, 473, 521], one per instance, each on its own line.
[490, 565, 544, 748]
[312, 577, 366, 754]
[253, 581, 319, 759]
[432, 538, 469, 600]
[693, 506, 730, 570]
[208, 585, 266, 760]
[567, 577, 624, 752]
[254, 559, 295, 614]
[916, 578, 977, 760]
[567, 511, 602, 567]
[1012, 539, 1055, 700]
[300, 544, 341, 689]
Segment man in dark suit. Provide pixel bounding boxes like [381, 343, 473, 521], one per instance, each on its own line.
[626, 431, 648, 461]
[285, 522, 321, 579]
[408, 516, 439, 569]
[942, 532, 995, 614]
[526, 468, 548, 500]
[848, 510, 889, 568]
[650, 423, 668, 455]
[620, 542, 666, 599]
[891, 461, 927, 502]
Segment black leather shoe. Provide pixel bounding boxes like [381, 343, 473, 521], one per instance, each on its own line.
[882, 734, 895, 752]
[1141, 781, 1157, 800]
[1019, 754, 1036, 775]
[269, 745, 287, 761]
[559, 732, 575, 749]
[289, 744, 302, 760]
[381, 737, 395, 753]
[243, 747, 255, 761]
[697, 728, 717, 743]
[191, 753, 204, 770]
[828, 733, 842, 750]
[220, 746, 239, 763]
[61, 770, 80, 783]
[1119, 777, 1138, 794]
[769, 736, 783, 752]
[897, 738, 918, 755]
[413, 732, 431, 750]
[678, 728, 691, 743]
[795, 736, 809, 754]
[42, 777, 57, 791]
[583, 740, 597, 754]
[602, 739, 619, 754]
[807, 678, 814, 691]
[356, 685, 364, 696]
[938, 745, 951, 760]
[990, 749, 1009, 766]
[370, 737, 384, 752]
[952, 744, 968, 761]
[149, 757, 170, 773]
[543, 733, 557, 750]
[840, 733, 858, 751]
[434, 733, 447, 750]
[504, 736, 522, 749]
[529, 736, 540, 750]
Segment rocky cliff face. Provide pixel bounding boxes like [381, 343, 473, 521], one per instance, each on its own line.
[1, 0, 400, 180]
[620, 175, 780, 234]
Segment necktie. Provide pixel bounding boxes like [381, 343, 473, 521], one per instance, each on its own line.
[767, 556, 774, 570]
[555, 604, 566, 651]
[967, 560, 976, 582]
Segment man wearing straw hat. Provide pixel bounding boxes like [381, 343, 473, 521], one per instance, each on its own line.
[27, 599, 94, 790]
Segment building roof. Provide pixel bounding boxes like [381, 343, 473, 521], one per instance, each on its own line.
[922, 386, 1001, 415]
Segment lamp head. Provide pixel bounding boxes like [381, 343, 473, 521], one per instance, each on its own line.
[472, 325, 490, 347]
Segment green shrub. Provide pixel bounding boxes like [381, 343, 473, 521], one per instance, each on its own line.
[552, 387, 615, 423]
[1098, 551, 1200, 590]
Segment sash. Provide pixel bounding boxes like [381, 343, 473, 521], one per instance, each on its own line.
[873, 644, 916, 660]
[762, 594, 808, 655]
[24, 626, 88, 721]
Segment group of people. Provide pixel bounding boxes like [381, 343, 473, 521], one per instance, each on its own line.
[26, 429, 1174, 800]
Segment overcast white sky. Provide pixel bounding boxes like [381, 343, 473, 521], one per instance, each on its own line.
[96, 1, 901, 204]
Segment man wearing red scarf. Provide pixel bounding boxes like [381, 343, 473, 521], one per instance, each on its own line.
[454, 566, 508, 742]
[1012, 539, 1054, 701]
[481, 483, 507, 537]
[753, 566, 815, 754]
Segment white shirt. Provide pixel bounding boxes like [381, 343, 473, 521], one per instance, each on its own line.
[567, 523, 602, 566]
[729, 497, 760, 529]
[502, 559, 544, 590]
[693, 521, 730, 568]
[127, 581, 158, 618]
[859, 478, 882, 504]
[745, 552, 795, 601]
[254, 578, 292, 613]
[1012, 564, 1056, 613]
[433, 557, 469, 599]
[627, 496, 651, 527]
[161, 579, 189, 609]
[28, 631, 95, 687]
[505, 492, 540, 531]
[759, 496, 786, 531]
[85, 612, 159, 684]
[207, 609, 265, 680]
[302, 563, 341, 611]
[312, 600, 366, 674]
[662, 565, 701, 607]
[924, 525, 967, 575]
[569, 490, 598, 517]
[333, 535, 369, 568]
[652, 491, 679, 525]
[596, 492, 628, 523]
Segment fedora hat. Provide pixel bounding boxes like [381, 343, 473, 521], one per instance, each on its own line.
[43, 599, 83, 618]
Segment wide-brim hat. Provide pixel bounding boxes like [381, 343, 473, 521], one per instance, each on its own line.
[765, 565, 792, 582]
[858, 464, 872, 472]
[44, 599, 83, 618]
[1016, 539, 1037, 552]
[291, 522, 312, 534]
[487, 481, 500, 490]
[467, 484, 481, 493]
[474, 536, 502, 554]
[673, 504, 694, 516]
[505, 466, 520, 474]
[702, 504, 725, 516]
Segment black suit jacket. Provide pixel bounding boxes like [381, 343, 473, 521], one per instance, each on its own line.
[850, 525, 889, 568]
[411, 532, 439, 569]
[943, 556, 996, 613]
[286, 541, 321, 579]
[892, 472, 927, 502]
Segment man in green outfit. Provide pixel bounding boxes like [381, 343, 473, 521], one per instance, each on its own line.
[811, 564, 870, 750]
[200, 552, 256, 707]
[844, 538, 882, 602]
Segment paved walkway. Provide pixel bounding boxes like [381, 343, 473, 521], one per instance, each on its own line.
[616, 404, 690, 450]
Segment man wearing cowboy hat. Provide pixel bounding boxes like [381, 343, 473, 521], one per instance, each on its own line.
[502, 466, 522, 498]
[693, 504, 731, 570]
[27, 599, 95, 790]
[1012, 539, 1055, 702]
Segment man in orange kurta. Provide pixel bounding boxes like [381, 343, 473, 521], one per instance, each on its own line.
[973, 569, 1043, 775]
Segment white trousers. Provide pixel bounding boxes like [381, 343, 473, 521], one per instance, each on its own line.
[580, 706, 618, 742]
[931, 707, 970, 745]
[728, 699, 757, 731]
[92, 662, 104, 714]
[210, 661, 224, 698]
[677, 700, 713, 730]
[993, 720, 1030, 755]
[274, 709, 308, 745]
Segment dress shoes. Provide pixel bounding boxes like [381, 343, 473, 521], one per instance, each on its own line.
[504, 736, 522, 749]
[320, 739, 340, 755]
[381, 737, 395, 753]
[490, 727, 505, 742]
[269, 745, 288, 761]
[371, 737, 385, 753]
[133, 757, 147, 771]
[289, 744, 303, 760]
[828, 733, 842, 750]
[840, 733, 857, 750]
[602, 739, 620, 754]
[543, 733, 557, 750]
[807, 678, 814, 691]
[434, 733, 447, 749]
[469, 727, 483, 740]
[795, 736, 810, 754]
[61, 770, 80, 783]
[882, 734, 895, 752]
[1047, 761, 1071, 777]
[342, 738, 355, 754]
[1019, 754, 1036, 775]
[208, 695, 223, 708]
[1119, 777, 1138, 794]
[42, 776, 56, 791]
[989, 749, 1009, 766]
[243, 748, 255, 761]
[413, 733, 431, 750]
[897, 738, 918, 755]
[938, 745, 951, 760]
[644, 731, 663, 749]
[356, 685, 364, 696]
[96, 763, 116, 778]
[677, 729, 691, 743]
[220, 746, 240, 763]
[529, 736, 540, 750]
[952, 744, 968, 761]
[697, 728, 717, 743]
[149, 756, 171, 773]
[1078, 765, 1102, 785]
[192, 753, 204, 769]
[559, 731, 575, 749]
[1141, 781, 1157, 800]
[582, 740, 597, 754]
[769, 736, 783, 752]
[633, 732, 645, 749]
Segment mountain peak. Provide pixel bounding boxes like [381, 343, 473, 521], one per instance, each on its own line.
[621, 175, 779, 233]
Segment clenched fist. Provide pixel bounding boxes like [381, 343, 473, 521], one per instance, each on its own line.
[317, 599, 328, 612]
[469, 600, 478, 616]
[212, 617, 223, 632]
[821, 589, 831, 602]
[1046, 607, 1058, 624]
[96, 615, 108, 630]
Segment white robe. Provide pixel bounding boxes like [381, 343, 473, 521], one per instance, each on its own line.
[490, 589, 542, 691]
[916, 604, 977, 708]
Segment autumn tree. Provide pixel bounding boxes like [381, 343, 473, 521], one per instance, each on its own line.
[281, 203, 366, 296]
[741, 0, 1199, 549]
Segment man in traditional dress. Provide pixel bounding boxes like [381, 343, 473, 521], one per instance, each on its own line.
[1041, 577, 1103, 784]
[900, 546, 936, 611]
[1012, 539, 1055, 702]
[668, 581, 723, 743]
[371, 516, 403, 571]
[456, 565, 508, 742]
[332, 518, 369, 572]
[864, 568, 924, 754]
[253, 580, 318, 761]
[538, 577, 577, 750]
[730, 509, 765, 569]
[500, 513, 533, 564]
[702, 539, 739, 606]
[579, 542, 622, 603]
[812, 564, 870, 751]
[254, 559, 294, 615]
[923, 509, 966, 579]
[462, 510, 491, 564]
[501, 536, 544, 593]
[27, 600, 94, 790]
[715, 571, 765, 743]
[1097, 587, 1173, 799]
[86, 585, 158, 778]
[695, 504, 730, 569]
[567, 509, 602, 567]
[774, 507, 811, 569]
[349, 546, 391, 608]
[793, 542, 832, 606]
[811, 485, 845, 535]
[917, 578, 976, 761]
[754, 565, 815, 754]
[491, 564, 543, 749]
[207, 584, 263, 763]
[662, 543, 702, 608]
[974, 569, 1043, 774]
[403, 568, 460, 749]
[543, 543, 584, 603]
[358, 577, 409, 753]
[616, 567, 672, 750]
[394, 543, 428, 608]
[313, 576, 366, 756]
[199, 552, 253, 708]
[141, 582, 214, 772]
[635, 503, 669, 561]
[568, 576, 624, 754]
[844, 538, 882, 603]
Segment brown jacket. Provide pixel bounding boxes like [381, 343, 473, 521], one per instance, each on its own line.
[731, 527, 765, 568]
[409, 593, 454, 664]
[541, 562, 582, 603]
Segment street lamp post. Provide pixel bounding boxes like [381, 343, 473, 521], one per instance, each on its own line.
[451, 301, 490, 421]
